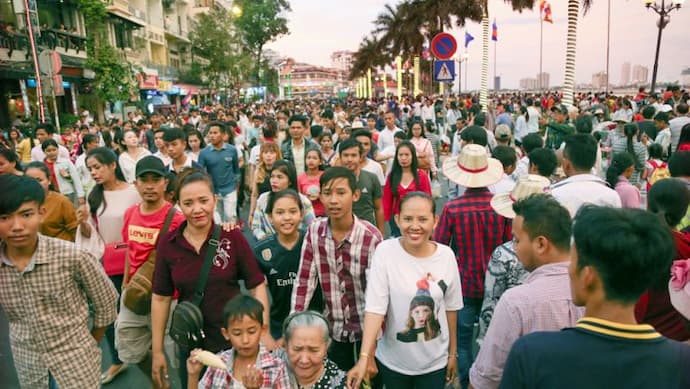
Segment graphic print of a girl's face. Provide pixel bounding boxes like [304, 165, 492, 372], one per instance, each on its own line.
[411, 305, 432, 328]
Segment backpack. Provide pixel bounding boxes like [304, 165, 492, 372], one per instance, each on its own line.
[647, 160, 670, 191]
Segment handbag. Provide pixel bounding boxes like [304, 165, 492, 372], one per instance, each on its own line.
[169, 225, 221, 350]
[122, 207, 176, 315]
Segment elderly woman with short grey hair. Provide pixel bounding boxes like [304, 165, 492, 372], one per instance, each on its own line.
[281, 311, 347, 389]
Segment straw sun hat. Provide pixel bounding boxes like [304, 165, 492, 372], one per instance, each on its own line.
[442, 144, 503, 188]
[490, 174, 552, 218]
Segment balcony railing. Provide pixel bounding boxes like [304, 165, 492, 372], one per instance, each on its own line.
[0, 28, 86, 59]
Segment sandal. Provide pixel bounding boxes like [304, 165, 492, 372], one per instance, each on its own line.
[100, 364, 128, 385]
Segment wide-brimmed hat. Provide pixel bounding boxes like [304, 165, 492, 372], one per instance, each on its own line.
[442, 144, 503, 188]
[669, 259, 690, 320]
[611, 110, 630, 123]
[490, 174, 552, 218]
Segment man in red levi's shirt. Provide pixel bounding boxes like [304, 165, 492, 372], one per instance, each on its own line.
[116, 156, 184, 385]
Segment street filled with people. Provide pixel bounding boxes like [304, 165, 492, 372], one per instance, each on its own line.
[1, 88, 690, 388]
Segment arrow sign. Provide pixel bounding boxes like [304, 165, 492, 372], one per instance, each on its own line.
[430, 32, 457, 60]
[434, 60, 455, 82]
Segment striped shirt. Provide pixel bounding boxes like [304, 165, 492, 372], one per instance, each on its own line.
[291, 216, 383, 342]
[470, 261, 584, 389]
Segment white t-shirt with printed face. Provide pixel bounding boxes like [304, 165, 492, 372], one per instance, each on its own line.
[365, 238, 463, 375]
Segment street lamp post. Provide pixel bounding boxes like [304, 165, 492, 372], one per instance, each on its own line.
[644, 0, 684, 93]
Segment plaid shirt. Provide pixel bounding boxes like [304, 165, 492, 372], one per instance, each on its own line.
[433, 188, 512, 299]
[0, 235, 118, 388]
[198, 344, 290, 389]
[291, 216, 383, 342]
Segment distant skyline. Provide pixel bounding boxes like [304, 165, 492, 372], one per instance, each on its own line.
[265, 0, 690, 90]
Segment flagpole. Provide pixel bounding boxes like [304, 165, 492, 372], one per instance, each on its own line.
[605, 0, 611, 96]
[539, 13, 543, 92]
[493, 40, 497, 91]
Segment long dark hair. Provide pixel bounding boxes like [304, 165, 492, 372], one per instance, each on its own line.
[86, 147, 126, 217]
[268, 160, 298, 208]
[520, 105, 529, 122]
[677, 123, 690, 152]
[24, 161, 54, 191]
[407, 119, 427, 139]
[606, 152, 635, 188]
[623, 123, 643, 170]
[388, 141, 419, 197]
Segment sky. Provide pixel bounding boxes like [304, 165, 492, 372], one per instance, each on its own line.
[265, 0, 690, 90]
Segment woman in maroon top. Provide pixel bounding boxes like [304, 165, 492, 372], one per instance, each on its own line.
[635, 178, 690, 341]
[382, 141, 432, 237]
[150, 168, 271, 388]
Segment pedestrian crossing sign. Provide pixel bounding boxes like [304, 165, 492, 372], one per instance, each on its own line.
[434, 60, 455, 82]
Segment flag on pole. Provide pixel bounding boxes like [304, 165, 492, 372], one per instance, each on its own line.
[539, 0, 546, 13]
[492, 20, 498, 41]
[543, 1, 553, 23]
[464, 31, 475, 48]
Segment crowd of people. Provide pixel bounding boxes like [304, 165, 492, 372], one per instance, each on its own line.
[0, 86, 689, 389]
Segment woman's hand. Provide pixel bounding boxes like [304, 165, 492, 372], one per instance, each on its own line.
[220, 222, 240, 231]
[186, 349, 204, 377]
[446, 354, 457, 384]
[241, 365, 264, 389]
[346, 358, 369, 389]
[151, 351, 169, 389]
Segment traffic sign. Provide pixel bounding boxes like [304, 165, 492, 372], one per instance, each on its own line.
[38, 50, 61, 76]
[434, 60, 455, 82]
[430, 33, 457, 60]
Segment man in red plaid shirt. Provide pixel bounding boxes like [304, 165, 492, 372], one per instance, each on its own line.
[434, 144, 512, 389]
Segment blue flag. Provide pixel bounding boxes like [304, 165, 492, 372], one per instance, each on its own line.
[464, 31, 474, 48]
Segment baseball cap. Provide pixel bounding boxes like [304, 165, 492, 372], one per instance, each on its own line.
[495, 124, 512, 141]
[551, 104, 567, 114]
[135, 156, 167, 178]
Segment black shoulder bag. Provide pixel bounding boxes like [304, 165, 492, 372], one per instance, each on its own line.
[169, 225, 221, 350]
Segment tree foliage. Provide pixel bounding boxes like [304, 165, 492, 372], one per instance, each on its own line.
[78, 0, 138, 103]
[188, 7, 252, 90]
[233, 0, 291, 83]
[352, 0, 594, 80]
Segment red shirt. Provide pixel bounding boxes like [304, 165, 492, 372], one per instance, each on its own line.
[433, 188, 512, 299]
[153, 223, 265, 352]
[297, 172, 325, 216]
[44, 159, 59, 190]
[122, 202, 185, 277]
[635, 230, 690, 341]
[382, 169, 432, 221]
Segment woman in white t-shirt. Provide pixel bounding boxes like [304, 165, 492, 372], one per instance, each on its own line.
[347, 192, 462, 389]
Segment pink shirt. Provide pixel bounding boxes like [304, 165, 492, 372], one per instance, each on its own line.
[615, 176, 641, 209]
[297, 172, 325, 216]
[470, 261, 584, 389]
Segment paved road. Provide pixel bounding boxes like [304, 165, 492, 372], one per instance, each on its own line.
[0, 175, 454, 388]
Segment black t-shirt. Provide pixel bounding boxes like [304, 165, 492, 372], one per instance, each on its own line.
[253, 233, 322, 338]
[500, 318, 690, 389]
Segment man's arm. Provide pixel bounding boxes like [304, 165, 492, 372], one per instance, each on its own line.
[291, 227, 317, 312]
[373, 197, 385, 235]
[75, 251, 118, 340]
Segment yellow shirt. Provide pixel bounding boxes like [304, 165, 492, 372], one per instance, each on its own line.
[39, 191, 78, 242]
[16, 138, 35, 163]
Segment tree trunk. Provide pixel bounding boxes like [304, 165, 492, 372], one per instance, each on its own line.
[479, 12, 489, 113]
[256, 44, 264, 86]
[562, 0, 579, 107]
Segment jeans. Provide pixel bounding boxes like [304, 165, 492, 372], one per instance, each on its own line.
[377, 360, 447, 389]
[216, 190, 238, 223]
[105, 274, 123, 367]
[457, 297, 482, 389]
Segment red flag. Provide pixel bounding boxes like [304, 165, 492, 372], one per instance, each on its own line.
[543, 2, 553, 23]
[539, 0, 546, 13]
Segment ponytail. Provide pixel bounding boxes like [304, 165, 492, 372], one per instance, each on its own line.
[606, 152, 635, 188]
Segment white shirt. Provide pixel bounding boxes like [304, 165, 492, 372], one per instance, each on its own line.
[153, 151, 172, 167]
[550, 174, 622, 216]
[119, 148, 152, 183]
[489, 174, 516, 194]
[526, 106, 541, 134]
[31, 144, 71, 162]
[377, 126, 402, 153]
[511, 156, 530, 181]
[670, 116, 690, 151]
[75, 153, 95, 196]
[365, 239, 463, 375]
[421, 104, 435, 122]
[249, 144, 261, 166]
[362, 158, 385, 186]
[654, 127, 672, 156]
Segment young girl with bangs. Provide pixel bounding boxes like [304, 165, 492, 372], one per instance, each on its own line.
[251, 160, 315, 240]
[248, 142, 281, 227]
[297, 149, 326, 217]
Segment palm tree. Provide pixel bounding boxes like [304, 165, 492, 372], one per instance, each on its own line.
[349, 36, 390, 80]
